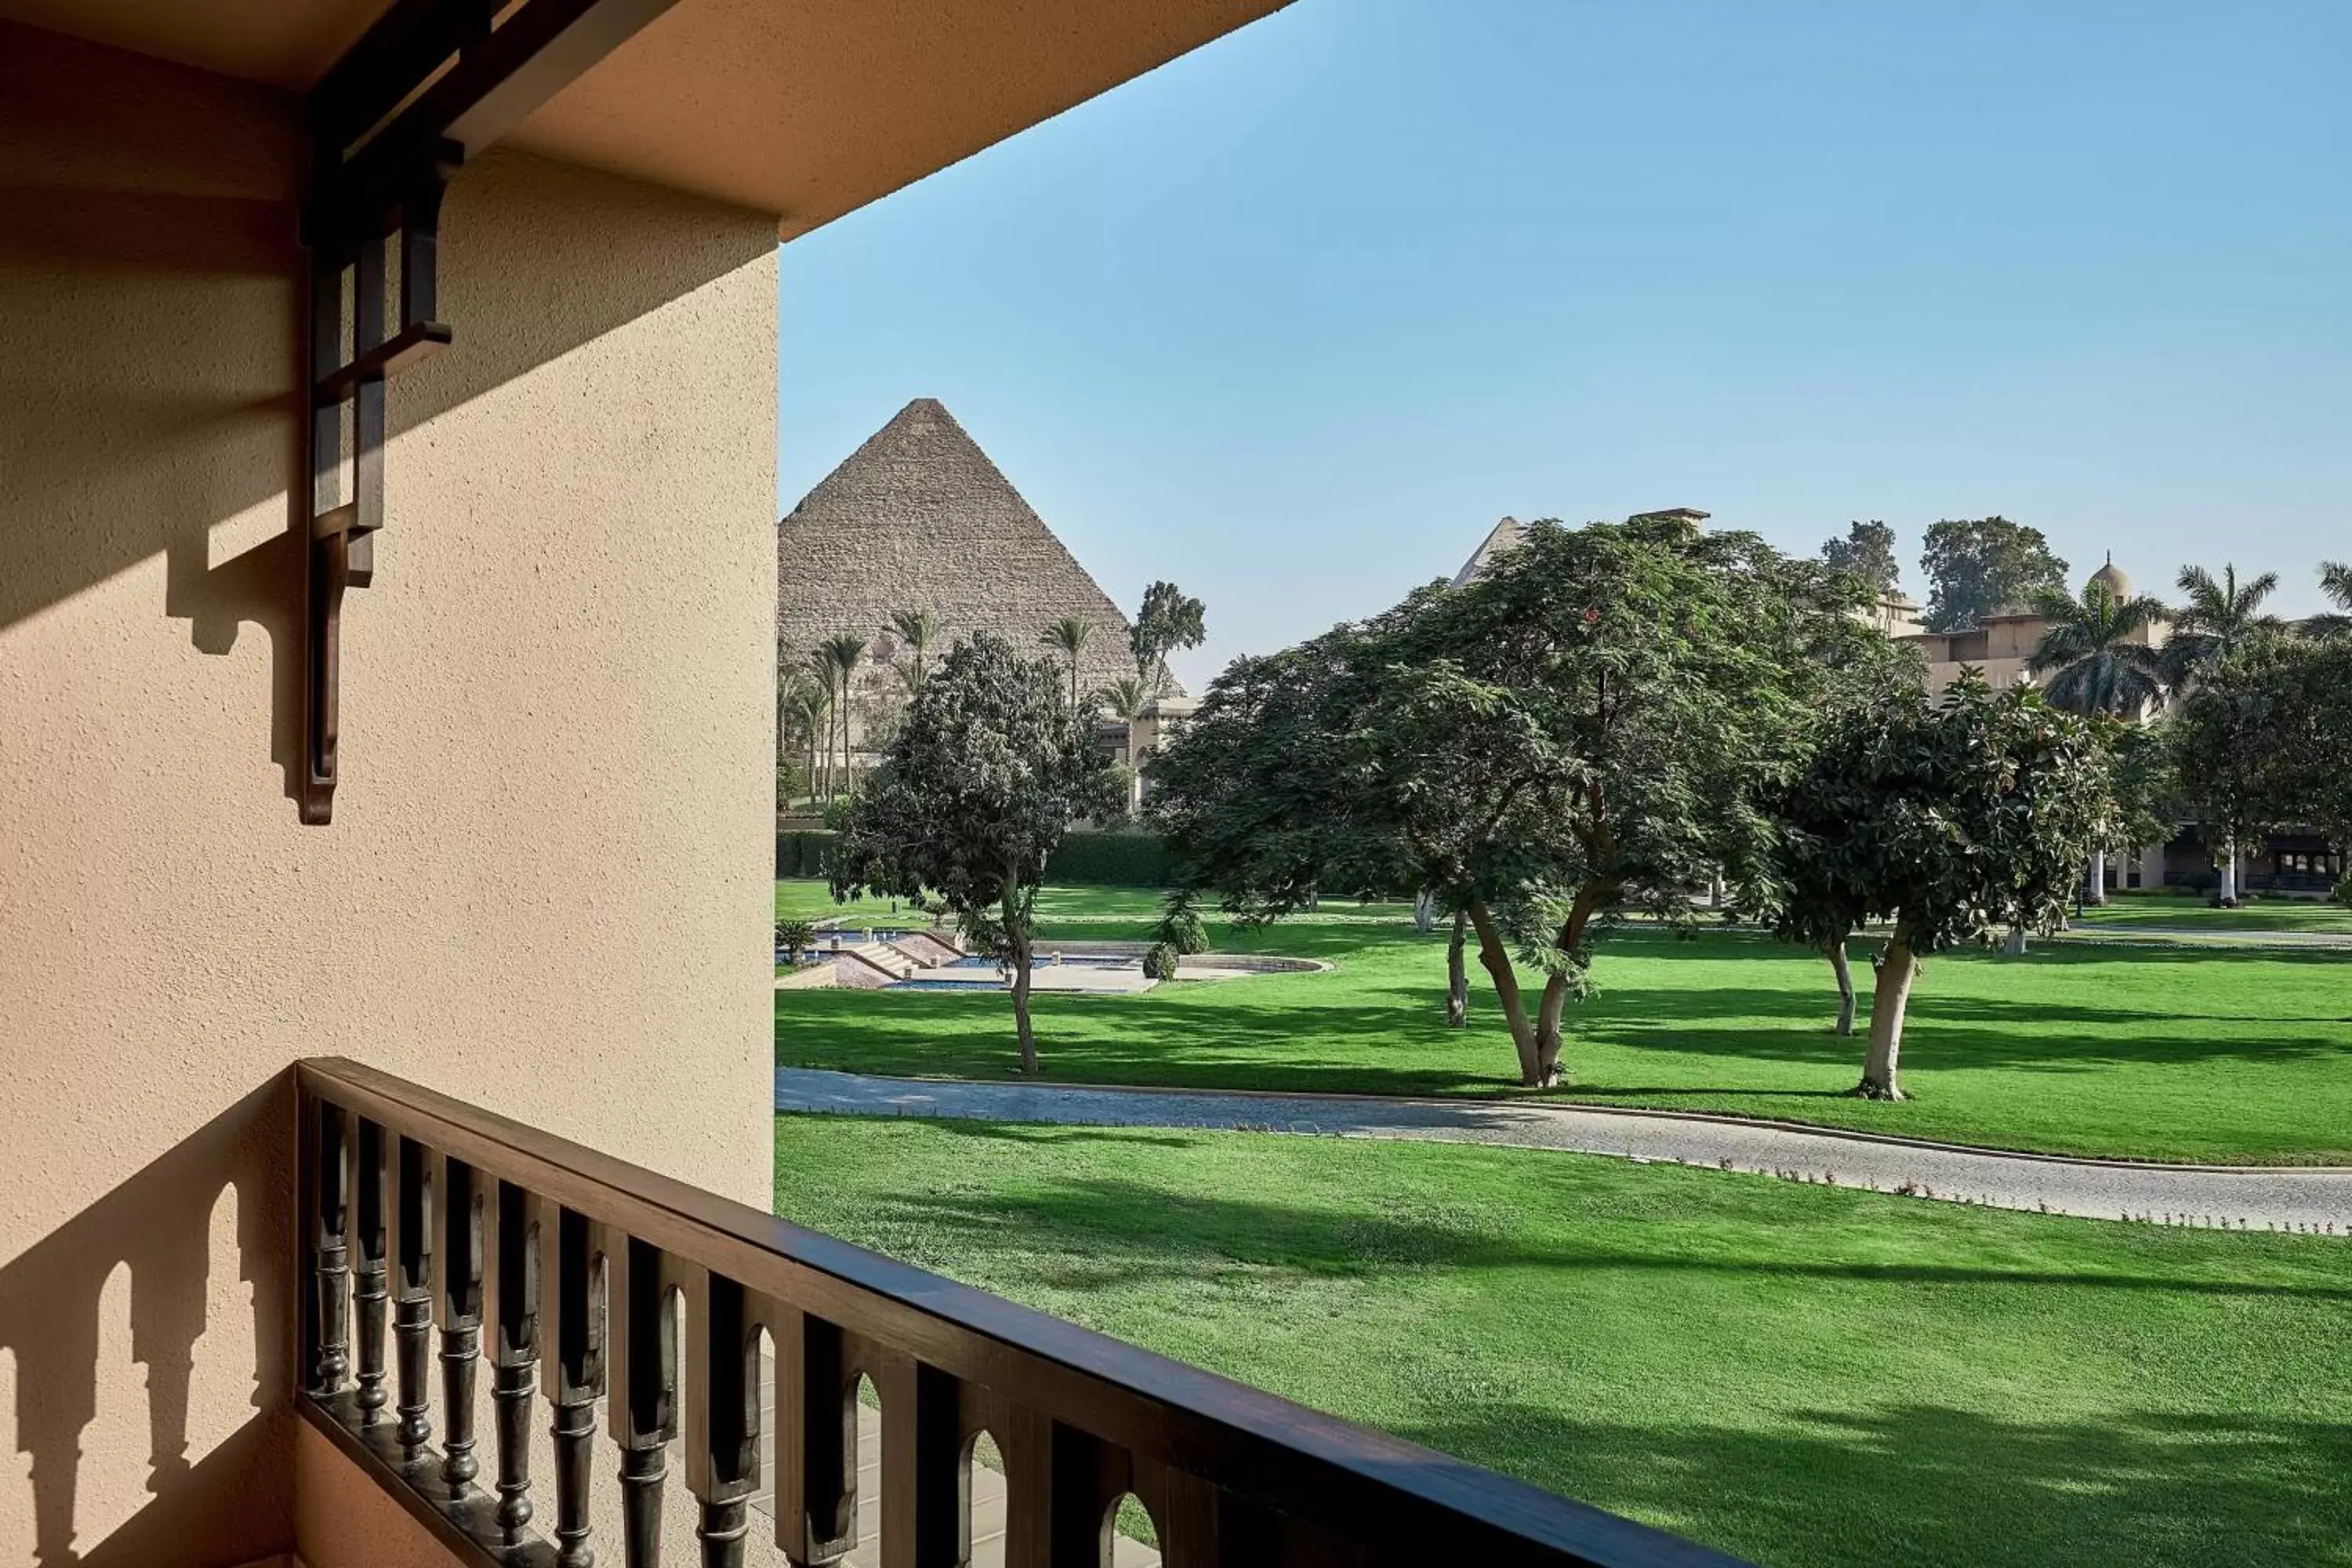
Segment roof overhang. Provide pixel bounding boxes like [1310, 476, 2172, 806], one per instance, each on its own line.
[0, 0, 1293, 237]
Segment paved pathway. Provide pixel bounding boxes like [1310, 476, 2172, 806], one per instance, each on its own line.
[777, 1069, 2352, 1233]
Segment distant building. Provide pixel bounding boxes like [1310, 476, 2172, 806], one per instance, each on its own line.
[778, 398, 1185, 794]
[1900, 556, 2161, 699]
[779, 398, 1153, 698]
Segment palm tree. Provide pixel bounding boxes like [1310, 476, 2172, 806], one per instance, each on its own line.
[815, 633, 868, 800]
[2029, 582, 2170, 720]
[2029, 580, 2169, 904]
[2166, 563, 2283, 687]
[788, 681, 829, 808]
[775, 667, 816, 804]
[1041, 617, 1093, 710]
[890, 608, 942, 692]
[2308, 560, 2352, 640]
[1101, 674, 1153, 815]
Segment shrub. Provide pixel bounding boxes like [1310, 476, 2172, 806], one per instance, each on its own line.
[774, 918, 818, 959]
[1142, 942, 1180, 981]
[779, 828, 1173, 887]
[2335, 874, 2352, 908]
[1153, 888, 1208, 955]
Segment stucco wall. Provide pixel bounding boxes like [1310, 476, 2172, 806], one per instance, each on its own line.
[0, 24, 779, 1566]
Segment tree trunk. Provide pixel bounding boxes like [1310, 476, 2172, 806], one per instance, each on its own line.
[1412, 891, 1436, 935]
[2218, 841, 2238, 904]
[1709, 870, 1725, 910]
[1465, 899, 1542, 1083]
[1445, 910, 1468, 1028]
[2085, 847, 2107, 905]
[1854, 935, 1916, 1099]
[1826, 939, 1856, 1036]
[1004, 884, 1037, 1075]
[1533, 976, 1566, 1087]
[2002, 925, 2027, 956]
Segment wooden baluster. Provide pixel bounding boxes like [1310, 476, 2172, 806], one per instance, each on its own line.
[1150, 1471, 1226, 1568]
[1047, 1422, 1124, 1568]
[351, 1118, 390, 1421]
[875, 1352, 964, 1568]
[685, 1269, 759, 1568]
[389, 1135, 437, 1458]
[437, 1155, 487, 1496]
[307, 1100, 350, 1396]
[541, 1205, 606, 1568]
[609, 1235, 678, 1567]
[774, 1307, 856, 1566]
[993, 1405, 1051, 1568]
[491, 1181, 540, 1540]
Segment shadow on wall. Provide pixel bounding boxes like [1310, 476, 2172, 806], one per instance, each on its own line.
[0, 1078, 293, 1566]
[0, 20, 778, 802]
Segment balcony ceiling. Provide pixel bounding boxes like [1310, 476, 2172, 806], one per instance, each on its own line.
[0, 0, 1290, 236]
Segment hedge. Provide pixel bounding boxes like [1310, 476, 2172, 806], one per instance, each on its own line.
[1046, 831, 1175, 887]
[775, 829, 1173, 887]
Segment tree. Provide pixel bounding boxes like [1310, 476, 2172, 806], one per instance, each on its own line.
[2174, 637, 2352, 904]
[891, 608, 942, 695]
[2269, 639, 2352, 866]
[786, 672, 833, 804]
[831, 633, 1120, 1073]
[1040, 616, 1094, 710]
[2165, 564, 2281, 689]
[1159, 515, 1896, 1086]
[776, 667, 818, 805]
[774, 918, 818, 960]
[2027, 579, 2169, 902]
[1131, 580, 1206, 696]
[1919, 517, 2068, 633]
[2169, 643, 2303, 906]
[1769, 673, 2104, 1098]
[1820, 521, 1902, 595]
[2306, 560, 2352, 641]
[2028, 582, 2170, 720]
[1101, 673, 1155, 814]
[816, 633, 869, 800]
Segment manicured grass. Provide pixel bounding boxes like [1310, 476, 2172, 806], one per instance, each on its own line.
[2074, 891, 2352, 935]
[772, 882, 2352, 1163]
[772, 1116, 2352, 1568]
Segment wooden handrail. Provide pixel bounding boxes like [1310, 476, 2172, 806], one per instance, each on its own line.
[296, 1057, 1746, 1568]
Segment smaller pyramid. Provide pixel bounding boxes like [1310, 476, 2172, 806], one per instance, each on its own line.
[777, 399, 1161, 697]
[1452, 516, 1524, 585]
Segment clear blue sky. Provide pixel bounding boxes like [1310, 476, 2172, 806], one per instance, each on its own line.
[779, 0, 2350, 689]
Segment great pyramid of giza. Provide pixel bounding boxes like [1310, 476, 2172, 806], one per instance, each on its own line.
[777, 398, 1157, 699]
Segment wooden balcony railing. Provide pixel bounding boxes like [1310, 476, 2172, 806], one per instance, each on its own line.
[298, 1058, 1744, 1568]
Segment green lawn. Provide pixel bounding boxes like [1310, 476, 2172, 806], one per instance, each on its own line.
[772, 1116, 2352, 1568]
[773, 881, 2352, 1163]
[2074, 891, 2352, 935]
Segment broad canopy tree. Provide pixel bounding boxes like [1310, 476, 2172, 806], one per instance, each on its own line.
[831, 633, 1120, 1073]
[1762, 673, 2105, 1099]
[1919, 517, 2069, 633]
[1156, 515, 1896, 1087]
[1820, 520, 1903, 596]
[2172, 637, 2352, 904]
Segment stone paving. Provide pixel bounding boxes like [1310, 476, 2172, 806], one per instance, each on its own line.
[776, 1069, 2352, 1233]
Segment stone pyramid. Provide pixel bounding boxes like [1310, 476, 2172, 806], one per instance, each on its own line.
[777, 398, 1157, 698]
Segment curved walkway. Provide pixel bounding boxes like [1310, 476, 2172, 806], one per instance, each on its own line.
[775, 1068, 2352, 1233]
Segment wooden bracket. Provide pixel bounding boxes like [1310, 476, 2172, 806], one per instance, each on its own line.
[299, 150, 456, 824]
[293, 0, 682, 823]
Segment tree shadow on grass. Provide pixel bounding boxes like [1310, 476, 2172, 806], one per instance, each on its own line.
[1397, 1402, 2352, 1568]
[844, 1155, 2352, 1305]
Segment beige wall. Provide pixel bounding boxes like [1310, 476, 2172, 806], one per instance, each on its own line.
[0, 24, 779, 1566]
